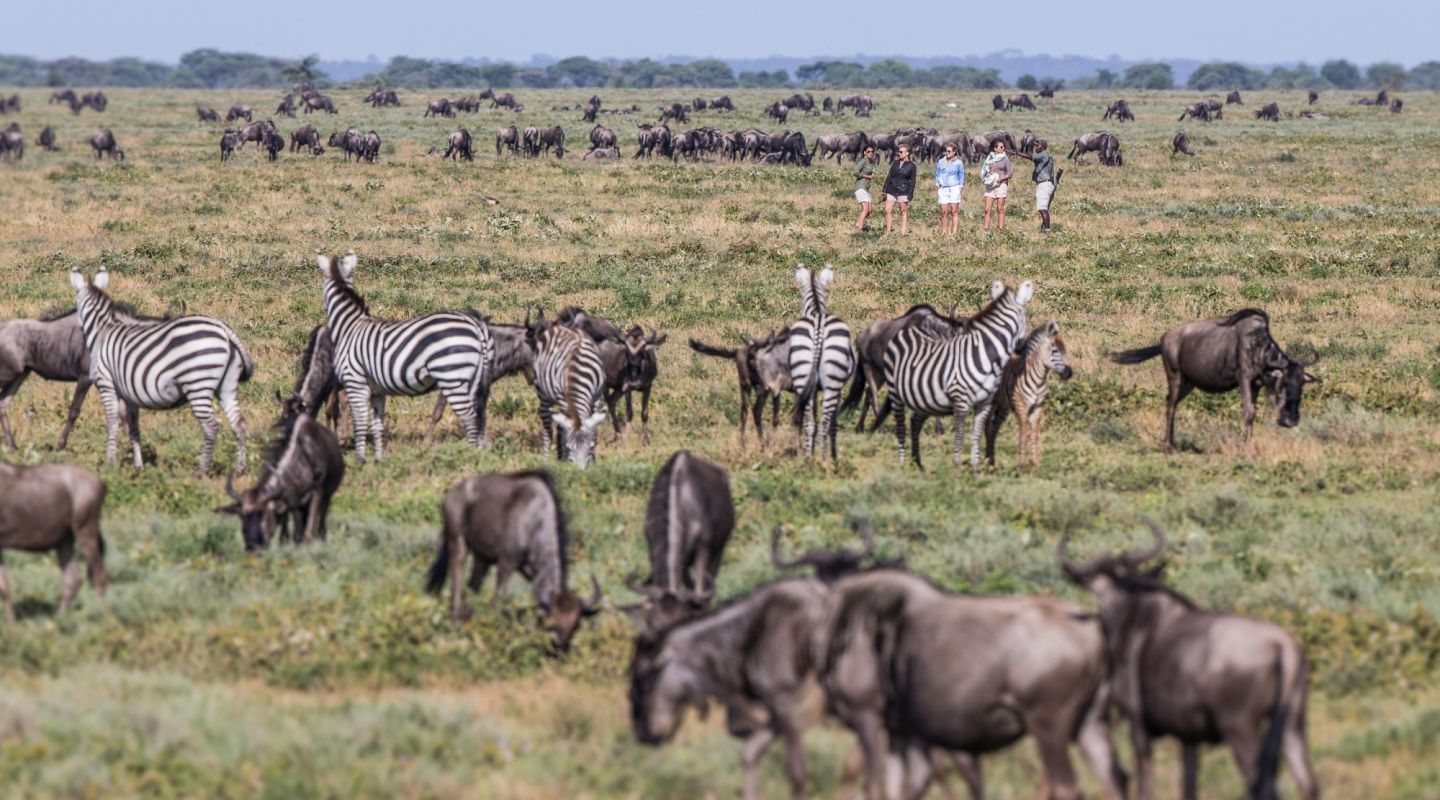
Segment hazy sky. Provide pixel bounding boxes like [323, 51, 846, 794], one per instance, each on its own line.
[14, 0, 1436, 65]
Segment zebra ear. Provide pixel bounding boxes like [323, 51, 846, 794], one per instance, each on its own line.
[68, 270, 86, 291]
[817, 266, 835, 287]
[340, 251, 357, 279]
[794, 265, 809, 288]
[1046, 320, 1059, 336]
[582, 410, 608, 431]
[1016, 281, 1035, 305]
[316, 251, 331, 273]
[553, 414, 574, 432]
[991, 280, 1005, 299]
[92, 268, 110, 290]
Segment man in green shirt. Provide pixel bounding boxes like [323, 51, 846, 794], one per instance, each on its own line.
[1010, 139, 1061, 231]
[852, 145, 877, 231]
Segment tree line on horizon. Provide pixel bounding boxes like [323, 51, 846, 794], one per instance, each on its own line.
[1, 50, 1436, 93]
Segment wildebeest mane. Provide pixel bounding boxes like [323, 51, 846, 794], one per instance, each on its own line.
[1217, 308, 1269, 327]
[512, 468, 569, 583]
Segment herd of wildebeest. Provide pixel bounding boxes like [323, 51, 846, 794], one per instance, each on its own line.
[0, 78, 1399, 799]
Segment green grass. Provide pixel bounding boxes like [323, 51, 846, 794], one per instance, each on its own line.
[1, 86, 1439, 797]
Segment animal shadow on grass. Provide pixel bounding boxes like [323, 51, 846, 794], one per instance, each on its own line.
[14, 596, 60, 622]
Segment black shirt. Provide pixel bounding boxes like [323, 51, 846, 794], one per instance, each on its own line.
[882, 160, 917, 198]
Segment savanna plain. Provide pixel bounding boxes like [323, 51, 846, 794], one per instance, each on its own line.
[0, 87, 1438, 798]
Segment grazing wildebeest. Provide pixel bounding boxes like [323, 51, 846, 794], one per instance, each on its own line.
[366, 88, 400, 107]
[688, 330, 792, 446]
[536, 125, 565, 158]
[983, 321, 1073, 468]
[1255, 102, 1280, 121]
[290, 123, 320, 153]
[225, 105, 253, 123]
[36, 126, 59, 152]
[216, 393, 345, 551]
[595, 326, 664, 444]
[635, 450, 733, 601]
[1226, 90, 1244, 105]
[0, 463, 108, 623]
[302, 93, 337, 114]
[1205, 98, 1225, 118]
[819, 569, 1128, 800]
[453, 95, 480, 114]
[840, 303, 964, 434]
[659, 102, 688, 125]
[359, 130, 382, 163]
[81, 91, 108, 112]
[1103, 98, 1134, 122]
[991, 93, 1005, 111]
[197, 105, 221, 122]
[262, 129, 285, 161]
[1006, 93, 1036, 111]
[1390, 98, 1403, 114]
[89, 129, 123, 161]
[691, 97, 707, 112]
[0, 94, 20, 113]
[1039, 84, 1056, 98]
[1018, 129, 1038, 155]
[489, 91, 519, 110]
[1060, 526, 1318, 800]
[710, 95, 735, 111]
[810, 131, 870, 164]
[1178, 102, 1211, 122]
[236, 119, 276, 149]
[1068, 131, 1115, 164]
[1308, 90, 1319, 104]
[275, 94, 296, 117]
[765, 101, 789, 124]
[424, 98, 454, 118]
[50, 90, 78, 107]
[588, 124, 617, 152]
[628, 577, 829, 800]
[442, 128, 473, 161]
[425, 470, 603, 651]
[1110, 308, 1318, 454]
[583, 146, 619, 160]
[219, 129, 240, 162]
[1, 123, 22, 161]
[495, 124, 520, 157]
[328, 128, 363, 161]
[837, 94, 874, 116]
[1172, 129, 1195, 156]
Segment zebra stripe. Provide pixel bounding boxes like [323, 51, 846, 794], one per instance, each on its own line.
[70, 267, 252, 475]
[883, 280, 1033, 469]
[533, 322, 607, 467]
[319, 252, 493, 461]
[788, 266, 855, 459]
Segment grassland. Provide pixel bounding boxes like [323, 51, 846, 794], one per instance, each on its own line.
[1, 86, 1439, 798]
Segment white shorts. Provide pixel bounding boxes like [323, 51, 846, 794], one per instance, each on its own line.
[1036, 180, 1055, 211]
[937, 185, 961, 205]
[885, 194, 909, 204]
[855, 189, 872, 204]
[984, 182, 1008, 200]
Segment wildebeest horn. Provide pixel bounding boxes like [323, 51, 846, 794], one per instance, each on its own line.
[1056, 530, 1102, 583]
[770, 526, 806, 569]
[1295, 350, 1320, 367]
[854, 520, 877, 558]
[1126, 520, 1168, 567]
[224, 472, 242, 502]
[582, 574, 604, 616]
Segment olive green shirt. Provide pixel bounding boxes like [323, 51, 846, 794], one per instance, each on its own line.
[853, 156, 876, 192]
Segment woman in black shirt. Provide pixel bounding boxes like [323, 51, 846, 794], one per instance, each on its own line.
[882, 145, 917, 234]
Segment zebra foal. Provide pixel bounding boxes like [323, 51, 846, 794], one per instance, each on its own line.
[883, 280, 1033, 471]
[318, 251, 493, 462]
[984, 321, 1073, 468]
[788, 265, 854, 460]
[528, 311, 607, 468]
[69, 266, 253, 475]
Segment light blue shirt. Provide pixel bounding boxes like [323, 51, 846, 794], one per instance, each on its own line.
[935, 156, 965, 188]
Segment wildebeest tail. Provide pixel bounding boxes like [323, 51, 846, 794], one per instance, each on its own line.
[688, 339, 737, 360]
[1254, 644, 1306, 800]
[425, 531, 451, 595]
[838, 364, 868, 415]
[1108, 344, 1162, 365]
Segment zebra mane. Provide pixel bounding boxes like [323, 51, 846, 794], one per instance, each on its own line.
[325, 260, 369, 315]
[1017, 323, 1054, 356]
[962, 286, 1013, 333]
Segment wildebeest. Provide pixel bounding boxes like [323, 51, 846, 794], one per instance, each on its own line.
[1255, 102, 1280, 121]
[1005, 93, 1036, 111]
[588, 123, 617, 152]
[236, 119, 276, 149]
[80, 91, 108, 112]
[691, 97, 707, 112]
[1060, 526, 1318, 800]
[983, 321, 1073, 468]
[628, 577, 829, 800]
[522, 125, 540, 157]
[1069, 131, 1120, 165]
[583, 146, 619, 160]
[841, 303, 964, 434]
[594, 326, 664, 444]
[425, 470, 603, 651]
[452, 95, 479, 114]
[770, 524, 901, 582]
[1178, 102, 1211, 122]
[423, 316, 535, 445]
[1226, 90, 1244, 105]
[710, 95, 735, 112]
[442, 128, 473, 161]
[1205, 98, 1225, 118]
[536, 125, 565, 158]
[1308, 90, 1319, 105]
[1, 123, 22, 162]
[359, 131, 381, 163]
[366, 88, 400, 107]
[49, 89, 78, 108]
[290, 124, 320, 153]
[225, 105, 253, 123]
[635, 450, 734, 602]
[819, 569, 1128, 800]
[1039, 84, 1057, 98]
[1172, 129, 1195, 156]
[810, 131, 870, 164]
[327, 128, 363, 161]
[262, 129, 285, 161]
[89, 129, 123, 161]
[1110, 308, 1318, 454]
[688, 330, 792, 446]
[424, 98, 454, 118]
[1103, 98, 1134, 122]
[991, 93, 1005, 111]
[302, 93, 337, 114]
[219, 129, 240, 162]
[836, 94, 873, 116]
[489, 91, 519, 110]
[659, 102, 689, 125]
[0, 311, 94, 451]
[275, 94, 296, 117]
[0, 463, 109, 623]
[1390, 98, 1403, 114]
[36, 126, 59, 152]
[764, 101, 789, 124]
[0, 93, 20, 114]
[1017, 129, 1038, 155]
[495, 124, 520, 157]
[196, 105, 221, 122]
[780, 93, 813, 111]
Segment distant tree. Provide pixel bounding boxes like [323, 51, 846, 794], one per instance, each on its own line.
[690, 59, 737, 88]
[1366, 62, 1407, 89]
[1187, 61, 1265, 91]
[861, 59, 915, 88]
[615, 59, 666, 88]
[1266, 63, 1322, 90]
[283, 54, 322, 86]
[516, 68, 553, 89]
[1320, 59, 1361, 89]
[1408, 61, 1440, 90]
[1122, 62, 1174, 90]
[797, 60, 864, 86]
[1095, 69, 1117, 89]
[1016, 74, 1037, 90]
[478, 63, 517, 88]
[0, 55, 43, 86]
[922, 65, 1004, 90]
[547, 56, 611, 87]
[1038, 76, 1065, 91]
[738, 69, 790, 88]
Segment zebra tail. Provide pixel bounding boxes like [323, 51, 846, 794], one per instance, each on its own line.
[1108, 344, 1162, 365]
[234, 336, 256, 382]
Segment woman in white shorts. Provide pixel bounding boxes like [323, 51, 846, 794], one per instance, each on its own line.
[852, 145, 878, 231]
[934, 143, 965, 235]
[981, 139, 1013, 231]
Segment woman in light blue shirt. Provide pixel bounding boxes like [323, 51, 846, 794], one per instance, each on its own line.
[934, 144, 965, 236]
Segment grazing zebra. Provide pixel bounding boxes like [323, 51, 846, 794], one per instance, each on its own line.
[317, 252, 493, 462]
[787, 266, 855, 460]
[984, 321, 1073, 468]
[529, 312, 607, 468]
[883, 280, 1033, 470]
[69, 267, 253, 475]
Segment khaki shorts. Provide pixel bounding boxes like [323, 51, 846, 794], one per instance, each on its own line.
[984, 182, 1008, 200]
[1036, 180, 1055, 211]
[855, 189, 872, 204]
[885, 193, 909, 204]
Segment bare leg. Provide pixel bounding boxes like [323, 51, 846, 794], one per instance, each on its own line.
[898, 201, 909, 234]
[884, 196, 896, 233]
[982, 196, 993, 230]
[996, 197, 1006, 230]
[855, 201, 872, 231]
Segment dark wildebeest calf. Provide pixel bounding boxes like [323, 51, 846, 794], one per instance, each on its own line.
[1226, 90, 1244, 105]
[90, 129, 124, 161]
[0, 463, 108, 623]
[688, 329, 792, 447]
[1110, 309, 1318, 453]
[1060, 526, 1318, 800]
[1255, 102, 1280, 121]
[219, 129, 240, 162]
[37, 126, 59, 152]
[425, 470, 603, 651]
[1172, 129, 1195, 156]
[599, 326, 665, 444]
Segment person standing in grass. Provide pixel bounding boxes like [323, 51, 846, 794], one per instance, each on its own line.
[852, 145, 878, 231]
[1009, 138, 1060, 231]
[980, 139, 1012, 231]
[934, 143, 965, 236]
[882, 145, 917, 235]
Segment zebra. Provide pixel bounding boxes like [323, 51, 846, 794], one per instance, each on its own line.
[528, 311, 607, 468]
[317, 251, 493, 462]
[787, 265, 855, 460]
[882, 280, 1034, 471]
[69, 267, 253, 475]
[984, 321, 1073, 469]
